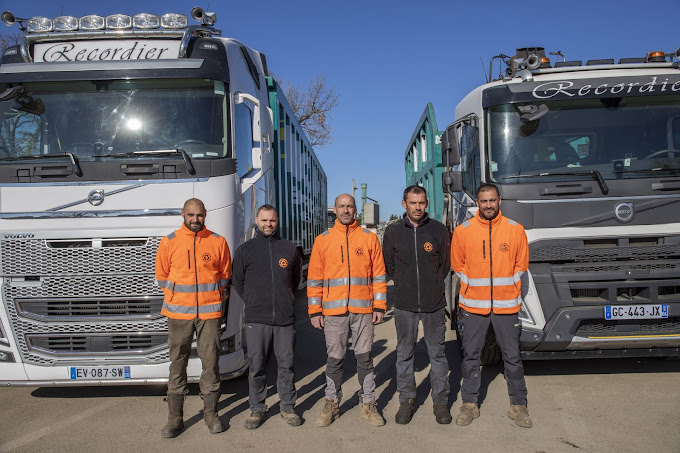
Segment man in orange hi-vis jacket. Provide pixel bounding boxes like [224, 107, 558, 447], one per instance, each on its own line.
[308, 193, 387, 428]
[156, 198, 231, 438]
[451, 183, 532, 429]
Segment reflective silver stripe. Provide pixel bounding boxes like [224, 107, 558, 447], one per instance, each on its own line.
[462, 220, 471, 228]
[374, 292, 386, 301]
[458, 271, 524, 287]
[322, 299, 348, 310]
[362, 228, 370, 234]
[212, 232, 221, 238]
[308, 297, 322, 306]
[162, 301, 197, 314]
[219, 279, 229, 287]
[459, 295, 522, 309]
[508, 219, 517, 226]
[321, 230, 330, 236]
[350, 277, 370, 285]
[166, 282, 221, 293]
[307, 279, 323, 287]
[349, 298, 373, 308]
[157, 279, 171, 289]
[325, 277, 370, 287]
[167, 232, 176, 240]
[198, 303, 223, 314]
[458, 295, 491, 308]
[372, 274, 387, 283]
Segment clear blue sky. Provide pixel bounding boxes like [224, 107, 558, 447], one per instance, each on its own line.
[4, 0, 680, 217]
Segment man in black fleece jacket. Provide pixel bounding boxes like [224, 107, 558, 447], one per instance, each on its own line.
[232, 205, 301, 429]
[382, 185, 452, 425]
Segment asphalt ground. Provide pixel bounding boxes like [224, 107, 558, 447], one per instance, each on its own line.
[1, 286, 679, 453]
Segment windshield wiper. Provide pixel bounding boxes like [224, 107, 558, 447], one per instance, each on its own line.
[502, 170, 609, 195]
[1, 153, 82, 177]
[109, 149, 195, 175]
[619, 167, 680, 175]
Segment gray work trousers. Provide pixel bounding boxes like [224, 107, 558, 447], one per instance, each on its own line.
[167, 317, 221, 396]
[460, 311, 528, 406]
[323, 313, 376, 403]
[394, 307, 450, 405]
[245, 323, 297, 412]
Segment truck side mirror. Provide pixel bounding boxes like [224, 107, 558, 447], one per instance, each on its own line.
[441, 124, 460, 166]
[442, 170, 462, 194]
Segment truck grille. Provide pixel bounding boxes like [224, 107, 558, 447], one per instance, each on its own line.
[28, 333, 167, 354]
[530, 235, 680, 263]
[1, 236, 170, 366]
[575, 317, 680, 337]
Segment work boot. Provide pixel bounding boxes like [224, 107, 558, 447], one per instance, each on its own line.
[244, 409, 267, 429]
[360, 400, 386, 427]
[433, 404, 452, 424]
[161, 394, 184, 438]
[508, 404, 533, 428]
[202, 393, 224, 434]
[280, 408, 302, 426]
[315, 399, 340, 427]
[455, 402, 480, 426]
[394, 399, 415, 424]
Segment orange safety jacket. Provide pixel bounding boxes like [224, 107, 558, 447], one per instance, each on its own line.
[307, 220, 387, 317]
[156, 223, 231, 320]
[450, 210, 528, 315]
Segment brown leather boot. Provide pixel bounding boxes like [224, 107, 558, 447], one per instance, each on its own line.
[202, 393, 224, 434]
[161, 394, 184, 438]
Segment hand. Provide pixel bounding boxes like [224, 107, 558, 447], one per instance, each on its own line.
[373, 311, 384, 324]
[310, 316, 325, 329]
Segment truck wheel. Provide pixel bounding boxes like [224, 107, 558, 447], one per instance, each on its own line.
[480, 327, 501, 366]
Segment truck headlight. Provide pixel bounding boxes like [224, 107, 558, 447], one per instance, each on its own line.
[518, 303, 535, 325]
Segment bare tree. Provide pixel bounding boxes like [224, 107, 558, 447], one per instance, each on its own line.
[278, 75, 339, 148]
[0, 32, 21, 53]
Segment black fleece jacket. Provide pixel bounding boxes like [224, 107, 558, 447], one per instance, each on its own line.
[232, 229, 301, 326]
[382, 213, 451, 313]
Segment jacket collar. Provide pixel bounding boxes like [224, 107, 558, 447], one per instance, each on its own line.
[332, 219, 360, 233]
[403, 212, 430, 229]
[178, 222, 211, 238]
[473, 209, 503, 228]
[255, 228, 280, 241]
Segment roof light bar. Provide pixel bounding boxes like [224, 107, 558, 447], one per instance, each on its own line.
[133, 13, 160, 29]
[53, 16, 79, 31]
[80, 15, 105, 30]
[27, 16, 52, 32]
[161, 13, 187, 29]
[106, 14, 132, 30]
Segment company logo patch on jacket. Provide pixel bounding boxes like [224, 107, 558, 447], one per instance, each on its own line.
[202, 253, 211, 262]
[279, 258, 289, 268]
[355, 247, 364, 256]
[499, 243, 509, 252]
[423, 242, 433, 252]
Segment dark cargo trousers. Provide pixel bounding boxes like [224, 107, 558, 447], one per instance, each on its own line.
[460, 311, 528, 406]
[245, 323, 297, 412]
[323, 313, 376, 403]
[394, 307, 450, 405]
[167, 317, 221, 396]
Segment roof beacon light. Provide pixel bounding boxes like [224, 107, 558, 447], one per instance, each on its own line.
[80, 15, 105, 30]
[540, 57, 551, 68]
[53, 16, 79, 32]
[133, 13, 160, 29]
[646, 51, 666, 63]
[106, 14, 132, 30]
[27, 16, 53, 33]
[161, 13, 187, 29]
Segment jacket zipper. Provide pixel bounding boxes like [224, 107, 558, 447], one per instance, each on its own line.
[413, 225, 421, 312]
[193, 234, 199, 314]
[187, 250, 191, 269]
[489, 221, 493, 307]
[482, 240, 486, 259]
[269, 237, 275, 324]
[341, 245, 344, 263]
[345, 226, 351, 303]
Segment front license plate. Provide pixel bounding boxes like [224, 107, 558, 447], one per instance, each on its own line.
[69, 366, 131, 380]
[604, 304, 669, 320]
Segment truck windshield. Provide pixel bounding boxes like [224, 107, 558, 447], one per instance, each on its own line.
[0, 79, 226, 161]
[487, 95, 680, 183]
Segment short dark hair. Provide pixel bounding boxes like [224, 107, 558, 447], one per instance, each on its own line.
[476, 183, 500, 199]
[403, 185, 427, 201]
[256, 204, 278, 217]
